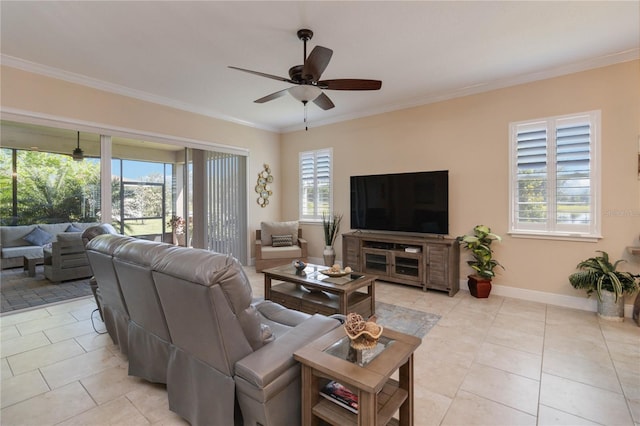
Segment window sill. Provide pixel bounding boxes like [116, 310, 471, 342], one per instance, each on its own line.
[508, 231, 602, 243]
[299, 219, 323, 226]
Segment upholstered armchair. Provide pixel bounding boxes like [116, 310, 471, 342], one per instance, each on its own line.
[255, 221, 307, 272]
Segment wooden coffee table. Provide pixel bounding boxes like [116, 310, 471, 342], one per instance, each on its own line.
[263, 263, 377, 317]
[294, 326, 421, 426]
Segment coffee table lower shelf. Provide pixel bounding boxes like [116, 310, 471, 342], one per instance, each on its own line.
[312, 379, 406, 426]
[270, 282, 372, 317]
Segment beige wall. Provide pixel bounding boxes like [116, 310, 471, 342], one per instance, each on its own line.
[281, 60, 640, 299]
[2, 61, 639, 301]
[0, 65, 282, 259]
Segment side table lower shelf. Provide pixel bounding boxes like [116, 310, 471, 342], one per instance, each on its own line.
[312, 379, 407, 426]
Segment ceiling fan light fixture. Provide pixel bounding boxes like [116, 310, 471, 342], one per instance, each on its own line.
[72, 131, 84, 161]
[289, 85, 322, 102]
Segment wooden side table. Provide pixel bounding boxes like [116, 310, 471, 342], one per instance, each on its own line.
[294, 327, 421, 426]
[23, 254, 42, 277]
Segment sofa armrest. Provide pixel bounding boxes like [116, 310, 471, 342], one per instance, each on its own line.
[234, 314, 339, 388]
[297, 238, 308, 258]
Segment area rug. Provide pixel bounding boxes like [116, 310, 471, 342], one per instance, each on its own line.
[1, 265, 93, 313]
[374, 301, 440, 339]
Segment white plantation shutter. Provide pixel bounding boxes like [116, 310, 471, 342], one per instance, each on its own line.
[300, 149, 333, 220]
[555, 117, 592, 230]
[510, 111, 600, 239]
[515, 122, 548, 229]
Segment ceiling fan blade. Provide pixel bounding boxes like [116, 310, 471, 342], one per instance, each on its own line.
[302, 46, 333, 81]
[254, 89, 289, 104]
[318, 79, 382, 90]
[228, 66, 296, 84]
[313, 92, 335, 110]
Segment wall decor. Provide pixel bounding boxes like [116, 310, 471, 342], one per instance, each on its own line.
[256, 163, 273, 207]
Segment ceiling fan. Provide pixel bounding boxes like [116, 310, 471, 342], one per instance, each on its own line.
[229, 28, 381, 125]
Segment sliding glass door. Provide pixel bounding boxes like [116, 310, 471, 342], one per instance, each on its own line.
[1, 119, 248, 263]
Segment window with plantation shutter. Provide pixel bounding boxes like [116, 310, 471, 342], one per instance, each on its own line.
[509, 111, 600, 240]
[299, 149, 333, 220]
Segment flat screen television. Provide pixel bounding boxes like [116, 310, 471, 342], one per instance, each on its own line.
[350, 170, 449, 235]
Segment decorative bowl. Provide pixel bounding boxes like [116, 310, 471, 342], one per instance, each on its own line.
[344, 312, 383, 350]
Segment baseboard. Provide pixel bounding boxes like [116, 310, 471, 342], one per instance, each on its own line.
[460, 279, 635, 319]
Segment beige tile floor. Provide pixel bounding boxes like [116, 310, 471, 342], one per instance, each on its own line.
[1, 267, 639, 425]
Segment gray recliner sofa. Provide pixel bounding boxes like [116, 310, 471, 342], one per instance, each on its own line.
[85, 232, 341, 426]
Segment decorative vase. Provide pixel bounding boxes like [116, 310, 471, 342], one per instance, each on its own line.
[467, 275, 492, 298]
[323, 245, 336, 266]
[597, 290, 624, 322]
[173, 232, 186, 246]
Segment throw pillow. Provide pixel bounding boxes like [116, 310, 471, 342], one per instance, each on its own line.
[23, 226, 54, 246]
[271, 234, 293, 247]
[66, 224, 82, 232]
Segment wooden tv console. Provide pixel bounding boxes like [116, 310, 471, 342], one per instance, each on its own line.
[342, 231, 460, 296]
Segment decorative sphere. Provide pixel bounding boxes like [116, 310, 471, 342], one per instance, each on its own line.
[293, 260, 306, 272]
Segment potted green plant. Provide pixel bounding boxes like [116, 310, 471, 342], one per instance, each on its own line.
[322, 212, 343, 266]
[568, 250, 639, 321]
[457, 225, 504, 298]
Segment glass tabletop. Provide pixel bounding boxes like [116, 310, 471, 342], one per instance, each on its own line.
[323, 335, 395, 367]
[267, 263, 365, 285]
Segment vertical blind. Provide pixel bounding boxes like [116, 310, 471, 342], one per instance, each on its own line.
[206, 151, 247, 264]
[300, 149, 332, 219]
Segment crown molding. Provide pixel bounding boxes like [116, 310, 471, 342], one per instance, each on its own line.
[3, 48, 637, 135]
[281, 48, 640, 133]
[1, 54, 278, 133]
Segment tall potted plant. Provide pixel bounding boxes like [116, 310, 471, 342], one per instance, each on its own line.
[457, 225, 503, 298]
[322, 212, 342, 266]
[569, 251, 638, 321]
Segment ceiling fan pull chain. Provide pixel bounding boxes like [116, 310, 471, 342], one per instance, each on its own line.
[303, 100, 309, 131]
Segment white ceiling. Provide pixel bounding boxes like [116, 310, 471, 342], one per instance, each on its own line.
[1, 1, 638, 133]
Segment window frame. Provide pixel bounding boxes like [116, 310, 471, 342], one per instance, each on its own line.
[508, 110, 601, 242]
[299, 148, 333, 221]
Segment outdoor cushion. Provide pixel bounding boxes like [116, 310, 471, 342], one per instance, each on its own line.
[271, 234, 293, 247]
[2, 245, 44, 259]
[56, 232, 83, 243]
[23, 226, 53, 246]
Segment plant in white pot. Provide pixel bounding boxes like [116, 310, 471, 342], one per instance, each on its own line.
[322, 212, 342, 266]
[569, 251, 639, 321]
[457, 225, 504, 298]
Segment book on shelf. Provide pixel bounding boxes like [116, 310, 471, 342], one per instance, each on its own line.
[319, 381, 358, 414]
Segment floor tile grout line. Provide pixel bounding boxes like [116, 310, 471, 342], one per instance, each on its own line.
[600, 319, 639, 422]
[536, 303, 548, 425]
